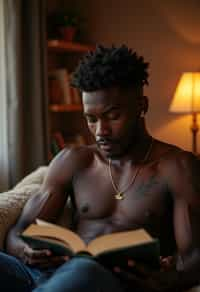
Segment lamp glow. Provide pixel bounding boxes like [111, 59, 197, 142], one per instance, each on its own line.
[169, 72, 200, 153]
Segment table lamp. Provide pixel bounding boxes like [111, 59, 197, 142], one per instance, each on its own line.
[169, 72, 200, 154]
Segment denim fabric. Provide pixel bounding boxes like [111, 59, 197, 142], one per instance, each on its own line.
[0, 252, 125, 292]
[0, 251, 48, 291]
[33, 256, 125, 292]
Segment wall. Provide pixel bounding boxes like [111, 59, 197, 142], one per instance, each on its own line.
[69, 0, 200, 152]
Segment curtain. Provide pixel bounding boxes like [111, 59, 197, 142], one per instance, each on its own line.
[0, 0, 9, 191]
[2, 0, 48, 187]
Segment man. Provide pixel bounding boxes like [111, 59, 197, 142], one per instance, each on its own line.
[1, 45, 200, 291]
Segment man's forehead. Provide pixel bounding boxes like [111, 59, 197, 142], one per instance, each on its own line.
[82, 86, 141, 103]
[82, 88, 119, 102]
[82, 88, 142, 112]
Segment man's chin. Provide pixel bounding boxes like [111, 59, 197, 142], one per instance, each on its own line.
[100, 148, 122, 160]
[97, 143, 126, 159]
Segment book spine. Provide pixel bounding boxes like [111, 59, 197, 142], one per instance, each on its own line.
[72, 87, 81, 104]
[49, 69, 72, 105]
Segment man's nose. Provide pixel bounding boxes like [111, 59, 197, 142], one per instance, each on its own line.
[95, 120, 111, 137]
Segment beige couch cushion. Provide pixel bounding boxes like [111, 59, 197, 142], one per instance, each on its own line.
[0, 167, 47, 249]
[0, 166, 73, 250]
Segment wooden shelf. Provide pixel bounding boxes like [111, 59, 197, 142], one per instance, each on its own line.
[49, 104, 83, 112]
[48, 40, 94, 53]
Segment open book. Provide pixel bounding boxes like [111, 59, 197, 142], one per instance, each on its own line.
[21, 219, 160, 268]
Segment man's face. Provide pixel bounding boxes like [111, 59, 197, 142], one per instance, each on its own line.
[82, 86, 142, 158]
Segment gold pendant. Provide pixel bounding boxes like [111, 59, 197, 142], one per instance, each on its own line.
[115, 192, 124, 200]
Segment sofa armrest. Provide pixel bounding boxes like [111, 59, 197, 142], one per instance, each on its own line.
[14, 166, 47, 190]
[0, 167, 48, 250]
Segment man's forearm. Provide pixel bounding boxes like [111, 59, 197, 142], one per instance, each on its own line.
[156, 252, 200, 291]
[5, 227, 26, 257]
[173, 251, 200, 290]
[143, 252, 200, 292]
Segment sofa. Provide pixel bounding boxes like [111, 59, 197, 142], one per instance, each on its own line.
[0, 166, 199, 292]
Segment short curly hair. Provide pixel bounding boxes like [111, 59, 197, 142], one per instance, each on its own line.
[71, 45, 149, 92]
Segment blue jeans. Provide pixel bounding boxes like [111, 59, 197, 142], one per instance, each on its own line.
[0, 252, 126, 292]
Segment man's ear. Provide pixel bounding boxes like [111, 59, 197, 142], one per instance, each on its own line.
[142, 96, 149, 114]
[138, 96, 148, 116]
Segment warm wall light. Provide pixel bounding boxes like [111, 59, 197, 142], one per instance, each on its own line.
[169, 72, 200, 153]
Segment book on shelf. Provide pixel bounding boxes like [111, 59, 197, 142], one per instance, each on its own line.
[49, 68, 72, 105]
[71, 87, 81, 104]
[48, 77, 63, 104]
[21, 219, 160, 269]
[69, 72, 82, 104]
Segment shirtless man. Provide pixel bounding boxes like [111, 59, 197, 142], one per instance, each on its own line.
[1, 45, 200, 291]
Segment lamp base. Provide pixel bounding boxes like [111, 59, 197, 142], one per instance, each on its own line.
[191, 112, 199, 154]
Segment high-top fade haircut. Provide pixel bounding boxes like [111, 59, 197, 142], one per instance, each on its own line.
[71, 45, 149, 92]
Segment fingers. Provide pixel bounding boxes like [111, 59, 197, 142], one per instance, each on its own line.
[160, 256, 174, 271]
[113, 266, 121, 273]
[25, 255, 69, 268]
[127, 259, 135, 267]
[23, 253, 69, 267]
[113, 259, 152, 278]
[22, 244, 70, 267]
[23, 245, 52, 258]
[113, 265, 150, 290]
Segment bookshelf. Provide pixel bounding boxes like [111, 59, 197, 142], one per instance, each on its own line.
[47, 39, 94, 157]
[48, 40, 94, 53]
[49, 104, 83, 112]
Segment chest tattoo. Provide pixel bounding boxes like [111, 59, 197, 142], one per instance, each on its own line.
[135, 174, 160, 198]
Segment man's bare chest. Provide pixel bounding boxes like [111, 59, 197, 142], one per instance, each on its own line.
[72, 163, 173, 230]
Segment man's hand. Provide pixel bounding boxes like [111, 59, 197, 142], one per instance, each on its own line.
[113, 256, 178, 292]
[20, 244, 69, 269]
[6, 228, 70, 269]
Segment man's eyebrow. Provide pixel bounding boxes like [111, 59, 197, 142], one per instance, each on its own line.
[83, 112, 92, 117]
[83, 105, 120, 117]
[102, 106, 120, 115]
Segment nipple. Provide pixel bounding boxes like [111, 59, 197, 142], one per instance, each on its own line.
[81, 204, 89, 213]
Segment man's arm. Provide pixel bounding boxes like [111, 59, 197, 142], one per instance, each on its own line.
[6, 147, 90, 266]
[115, 152, 200, 291]
[166, 152, 200, 289]
[142, 151, 200, 291]
[144, 152, 200, 291]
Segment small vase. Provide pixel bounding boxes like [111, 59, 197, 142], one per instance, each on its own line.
[59, 26, 76, 42]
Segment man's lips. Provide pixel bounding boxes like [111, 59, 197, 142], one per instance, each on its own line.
[97, 141, 115, 151]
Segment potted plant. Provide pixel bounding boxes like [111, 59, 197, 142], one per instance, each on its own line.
[55, 10, 82, 42]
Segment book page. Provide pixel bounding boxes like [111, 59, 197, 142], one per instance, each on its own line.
[87, 229, 153, 256]
[23, 222, 87, 253]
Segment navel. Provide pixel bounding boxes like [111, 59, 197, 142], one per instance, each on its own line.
[145, 210, 154, 218]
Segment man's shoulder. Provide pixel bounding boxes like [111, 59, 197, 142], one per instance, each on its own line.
[153, 139, 199, 175]
[44, 145, 99, 188]
[50, 144, 98, 173]
[50, 145, 104, 174]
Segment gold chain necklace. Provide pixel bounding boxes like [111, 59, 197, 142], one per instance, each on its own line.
[108, 137, 154, 200]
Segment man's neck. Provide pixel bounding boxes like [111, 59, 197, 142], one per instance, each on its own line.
[108, 133, 153, 167]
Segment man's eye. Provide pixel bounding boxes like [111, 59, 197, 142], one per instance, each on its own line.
[107, 112, 120, 120]
[86, 116, 97, 123]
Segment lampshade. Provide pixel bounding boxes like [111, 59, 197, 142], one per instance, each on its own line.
[169, 72, 200, 113]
